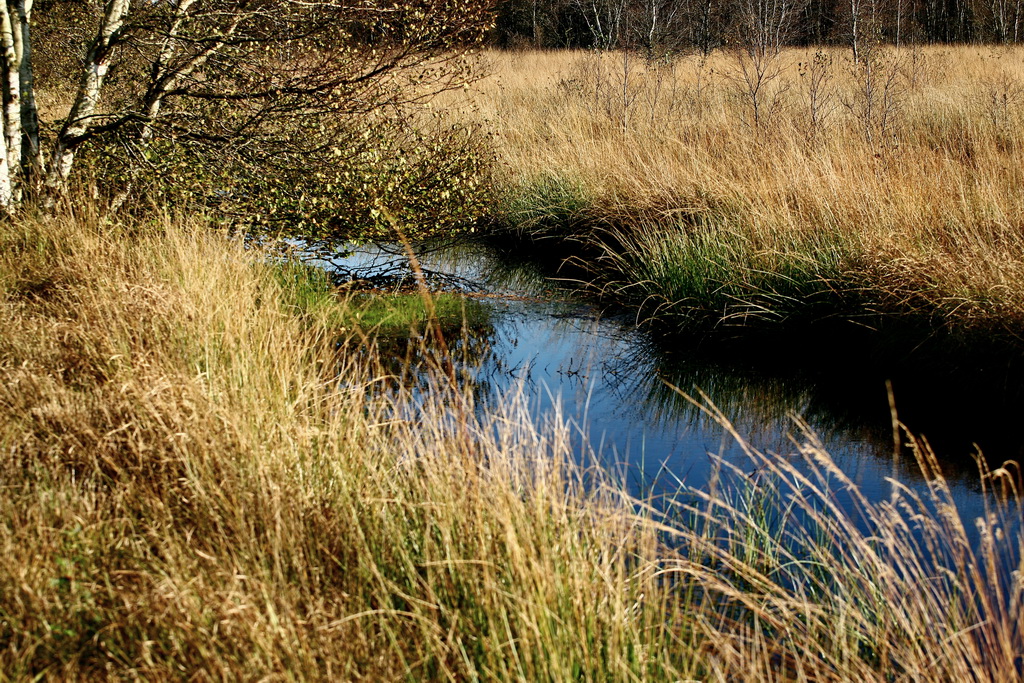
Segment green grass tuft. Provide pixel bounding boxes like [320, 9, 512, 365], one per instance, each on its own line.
[273, 261, 490, 338]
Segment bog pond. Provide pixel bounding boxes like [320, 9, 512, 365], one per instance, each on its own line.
[308, 240, 1024, 530]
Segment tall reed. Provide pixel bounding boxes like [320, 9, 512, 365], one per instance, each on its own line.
[0, 211, 1020, 679]
[467, 47, 1024, 332]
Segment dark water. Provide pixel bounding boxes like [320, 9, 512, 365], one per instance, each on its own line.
[309, 241, 1024, 528]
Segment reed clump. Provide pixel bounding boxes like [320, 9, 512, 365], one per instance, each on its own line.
[0, 211, 1021, 679]
[469, 46, 1024, 334]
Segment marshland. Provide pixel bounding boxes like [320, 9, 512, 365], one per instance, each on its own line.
[472, 45, 1024, 340]
[0, 1, 1023, 680]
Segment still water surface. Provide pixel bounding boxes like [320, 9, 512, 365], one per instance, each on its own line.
[311, 241, 1024, 531]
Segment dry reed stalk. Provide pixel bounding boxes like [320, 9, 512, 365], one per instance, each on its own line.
[0, 209, 1020, 679]
[459, 47, 1024, 330]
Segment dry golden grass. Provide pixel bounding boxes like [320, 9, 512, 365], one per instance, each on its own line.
[0, 210, 706, 679]
[462, 46, 1024, 331]
[0, 210, 1021, 679]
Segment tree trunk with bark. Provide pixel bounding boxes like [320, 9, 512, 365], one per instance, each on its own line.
[0, 0, 494, 220]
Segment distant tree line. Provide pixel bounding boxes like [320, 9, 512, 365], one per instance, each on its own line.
[492, 0, 1024, 53]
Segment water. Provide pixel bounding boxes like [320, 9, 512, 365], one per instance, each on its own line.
[305, 240, 1024, 530]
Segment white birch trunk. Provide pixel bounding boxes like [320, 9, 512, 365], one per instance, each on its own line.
[16, 0, 40, 178]
[850, 0, 861, 62]
[139, 0, 196, 139]
[0, 104, 10, 208]
[0, 0, 21, 201]
[140, 2, 239, 140]
[44, 0, 131, 199]
[648, 0, 657, 49]
[107, 4, 238, 215]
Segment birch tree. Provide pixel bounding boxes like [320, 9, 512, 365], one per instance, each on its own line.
[731, 0, 806, 127]
[0, 0, 494, 230]
[573, 0, 628, 48]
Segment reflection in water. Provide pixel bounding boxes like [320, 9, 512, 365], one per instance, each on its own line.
[321, 240, 1024, 529]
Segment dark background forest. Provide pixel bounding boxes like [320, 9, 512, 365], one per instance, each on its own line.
[489, 0, 1019, 52]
